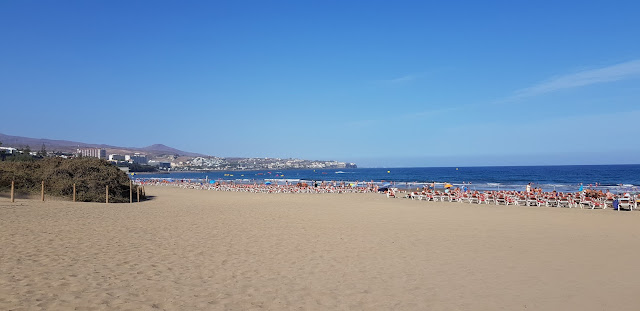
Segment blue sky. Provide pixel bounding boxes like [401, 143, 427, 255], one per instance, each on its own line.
[1, 1, 639, 167]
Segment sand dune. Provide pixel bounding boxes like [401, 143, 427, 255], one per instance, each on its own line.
[2, 186, 640, 310]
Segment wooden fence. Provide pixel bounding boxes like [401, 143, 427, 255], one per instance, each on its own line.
[5, 180, 145, 204]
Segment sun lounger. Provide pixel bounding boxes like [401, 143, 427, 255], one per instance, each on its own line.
[536, 197, 547, 207]
[576, 197, 591, 209]
[582, 198, 604, 209]
[482, 194, 495, 204]
[386, 188, 397, 198]
[558, 197, 572, 208]
[618, 198, 633, 211]
[468, 195, 480, 204]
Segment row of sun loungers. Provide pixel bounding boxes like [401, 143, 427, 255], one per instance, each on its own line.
[407, 191, 638, 210]
[143, 181, 377, 194]
[137, 180, 638, 211]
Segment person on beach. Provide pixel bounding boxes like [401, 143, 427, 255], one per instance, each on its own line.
[605, 190, 614, 200]
[526, 183, 531, 193]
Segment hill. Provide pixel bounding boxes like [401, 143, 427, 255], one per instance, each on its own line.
[0, 133, 205, 158]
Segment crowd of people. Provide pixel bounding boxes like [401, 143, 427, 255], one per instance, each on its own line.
[135, 178, 639, 210]
[405, 185, 639, 210]
[136, 178, 381, 194]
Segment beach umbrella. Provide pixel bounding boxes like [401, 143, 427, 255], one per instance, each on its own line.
[265, 181, 272, 185]
[445, 183, 453, 188]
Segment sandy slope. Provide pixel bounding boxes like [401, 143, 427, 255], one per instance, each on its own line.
[2, 186, 640, 310]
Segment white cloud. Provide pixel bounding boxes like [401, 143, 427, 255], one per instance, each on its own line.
[376, 73, 423, 84]
[511, 59, 640, 100]
[386, 74, 418, 83]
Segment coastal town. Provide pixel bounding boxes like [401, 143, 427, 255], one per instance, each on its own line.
[0, 144, 357, 172]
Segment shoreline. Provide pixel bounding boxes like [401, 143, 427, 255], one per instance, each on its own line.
[131, 164, 640, 194]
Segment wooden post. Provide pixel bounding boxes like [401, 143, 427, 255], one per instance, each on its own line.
[41, 180, 45, 201]
[10, 180, 14, 203]
[137, 186, 140, 203]
[130, 180, 133, 203]
[106, 185, 109, 204]
[73, 183, 76, 202]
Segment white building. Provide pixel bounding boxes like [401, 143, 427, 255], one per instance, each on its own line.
[0, 146, 17, 154]
[125, 153, 148, 164]
[109, 154, 125, 161]
[77, 148, 106, 159]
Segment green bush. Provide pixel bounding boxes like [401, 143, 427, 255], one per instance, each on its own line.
[0, 157, 143, 203]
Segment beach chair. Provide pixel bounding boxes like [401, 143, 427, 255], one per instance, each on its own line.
[618, 198, 633, 211]
[483, 193, 495, 205]
[536, 197, 548, 207]
[386, 189, 396, 198]
[451, 194, 463, 202]
[558, 197, 571, 208]
[546, 197, 558, 207]
[584, 198, 605, 209]
[443, 194, 453, 202]
[468, 195, 480, 204]
[576, 196, 597, 209]
[516, 196, 527, 206]
[459, 194, 468, 202]
[423, 193, 434, 202]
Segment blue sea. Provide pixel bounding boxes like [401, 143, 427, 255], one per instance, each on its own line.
[135, 164, 640, 193]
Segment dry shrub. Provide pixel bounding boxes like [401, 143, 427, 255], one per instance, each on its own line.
[0, 158, 143, 203]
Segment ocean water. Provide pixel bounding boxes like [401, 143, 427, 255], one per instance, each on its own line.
[135, 164, 640, 193]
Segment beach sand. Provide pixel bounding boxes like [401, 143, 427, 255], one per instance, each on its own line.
[2, 186, 640, 310]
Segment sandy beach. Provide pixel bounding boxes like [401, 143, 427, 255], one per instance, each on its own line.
[2, 186, 640, 310]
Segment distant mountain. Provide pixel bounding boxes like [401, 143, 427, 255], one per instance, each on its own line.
[139, 144, 204, 157]
[0, 133, 206, 158]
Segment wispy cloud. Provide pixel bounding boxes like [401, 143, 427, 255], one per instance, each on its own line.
[376, 73, 423, 85]
[385, 74, 419, 84]
[510, 59, 640, 100]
